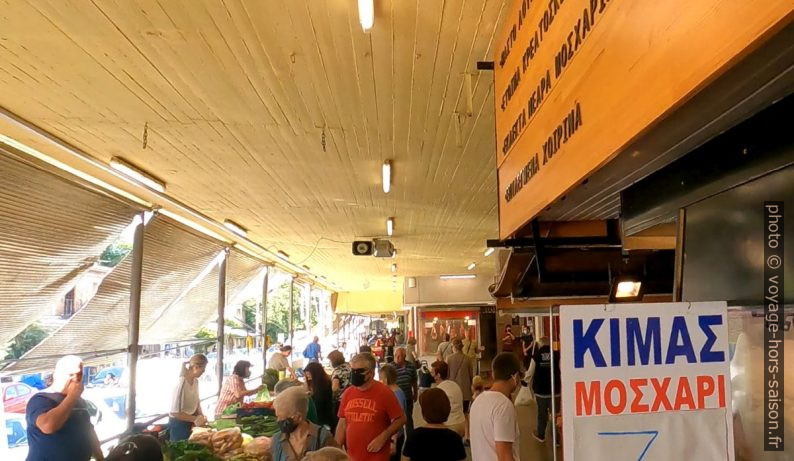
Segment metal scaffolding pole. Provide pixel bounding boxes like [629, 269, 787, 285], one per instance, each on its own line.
[288, 276, 295, 344]
[125, 213, 145, 432]
[216, 249, 228, 396]
[261, 267, 270, 369]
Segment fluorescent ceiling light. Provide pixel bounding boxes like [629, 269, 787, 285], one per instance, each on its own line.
[223, 219, 248, 238]
[358, 0, 374, 31]
[439, 274, 477, 280]
[277, 250, 290, 261]
[615, 281, 642, 298]
[160, 209, 228, 243]
[0, 135, 150, 207]
[392, 249, 397, 259]
[484, 247, 495, 257]
[382, 160, 391, 193]
[109, 157, 166, 193]
[391, 263, 397, 273]
[386, 217, 394, 236]
[467, 262, 476, 270]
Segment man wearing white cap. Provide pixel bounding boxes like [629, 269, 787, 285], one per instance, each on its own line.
[25, 355, 104, 461]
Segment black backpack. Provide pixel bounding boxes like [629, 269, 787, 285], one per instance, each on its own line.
[106, 434, 163, 461]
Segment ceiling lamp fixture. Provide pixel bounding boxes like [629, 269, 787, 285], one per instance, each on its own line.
[222, 219, 248, 238]
[439, 274, 477, 280]
[386, 217, 394, 236]
[277, 250, 290, 261]
[382, 160, 391, 193]
[484, 247, 495, 257]
[391, 263, 397, 273]
[358, 0, 374, 32]
[392, 249, 397, 259]
[109, 157, 166, 193]
[467, 262, 476, 270]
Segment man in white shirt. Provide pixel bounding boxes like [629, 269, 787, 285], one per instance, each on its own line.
[428, 361, 466, 436]
[469, 352, 522, 461]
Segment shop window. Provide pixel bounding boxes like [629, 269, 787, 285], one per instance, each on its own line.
[419, 310, 478, 357]
[62, 287, 75, 318]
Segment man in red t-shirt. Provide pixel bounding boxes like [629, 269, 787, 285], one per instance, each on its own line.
[336, 352, 406, 461]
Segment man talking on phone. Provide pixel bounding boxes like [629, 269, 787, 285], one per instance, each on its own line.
[25, 355, 104, 461]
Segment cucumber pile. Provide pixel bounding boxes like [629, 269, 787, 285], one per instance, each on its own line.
[237, 415, 280, 437]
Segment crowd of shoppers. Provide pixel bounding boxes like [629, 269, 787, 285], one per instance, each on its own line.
[25, 327, 564, 461]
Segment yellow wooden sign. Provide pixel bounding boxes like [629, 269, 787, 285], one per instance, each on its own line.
[494, 0, 793, 239]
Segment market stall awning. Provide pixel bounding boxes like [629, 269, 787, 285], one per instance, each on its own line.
[7, 214, 226, 373]
[332, 290, 405, 315]
[143, 249, 265, 343]
[0, 149, 140, 346]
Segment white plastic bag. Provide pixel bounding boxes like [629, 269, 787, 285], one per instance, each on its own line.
[515, 369, 535, 406]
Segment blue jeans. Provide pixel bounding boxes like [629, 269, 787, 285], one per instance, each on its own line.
[535, 395, 560, 440]
[169, 418, 193, 441]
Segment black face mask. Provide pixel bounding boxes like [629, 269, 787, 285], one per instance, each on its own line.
[351, 370, 368, 387]
[278, 417, 298, 435]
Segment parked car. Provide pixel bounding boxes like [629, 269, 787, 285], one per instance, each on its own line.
[89, 367, 125, 387]
[82, 389, 128, 442]
[5, 413, 28, 461]
[2, 382, 35, 413]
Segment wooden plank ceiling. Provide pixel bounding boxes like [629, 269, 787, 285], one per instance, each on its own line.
[0, 0, 510, 291]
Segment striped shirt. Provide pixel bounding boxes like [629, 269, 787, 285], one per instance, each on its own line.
[394, 361, 417, 400]
[215, 374, 244, 416]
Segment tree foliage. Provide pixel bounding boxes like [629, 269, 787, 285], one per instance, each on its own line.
[263, 281, 315, 341]
[4, 322, 48, 360]
[99, 242, 133, 267]
[193, 327, 216, 353]
[242, 299, 257, 329]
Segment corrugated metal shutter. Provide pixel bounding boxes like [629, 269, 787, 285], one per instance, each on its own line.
[142, 249, 265, 343]
[9, 214, 225, 373]
[0, 151, 140, 346]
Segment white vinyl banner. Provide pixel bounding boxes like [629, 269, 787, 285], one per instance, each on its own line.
[560, 302, 734, 461]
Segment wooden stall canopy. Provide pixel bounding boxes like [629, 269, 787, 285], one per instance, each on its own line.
[494, 0, 794, 239]
[0, 0, 511, 292]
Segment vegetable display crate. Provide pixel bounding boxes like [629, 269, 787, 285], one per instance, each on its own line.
[236, 407, 275, 420]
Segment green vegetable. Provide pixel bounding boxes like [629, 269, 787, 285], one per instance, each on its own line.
[237, 415, 280, 437]
[222, 402, 241, 415]
[263, 369, 279, 391]
[210, 419, 237, 430]
[164, 441, 221, 461]
[253, 386, 271, 402]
